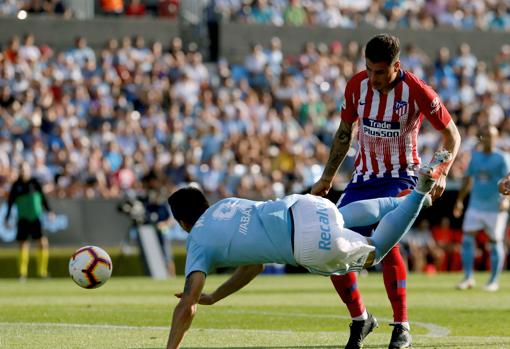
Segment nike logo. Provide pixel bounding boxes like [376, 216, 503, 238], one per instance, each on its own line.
[359, 101, 366, 105]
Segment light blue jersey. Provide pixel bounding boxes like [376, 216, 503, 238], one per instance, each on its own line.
[184, 195, 300, 277]
[466, 150, 510, 212]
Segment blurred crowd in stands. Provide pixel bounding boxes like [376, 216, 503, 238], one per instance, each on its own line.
[0, 0, 179, 18]
[215, 0, 510, 32]
[2, 33, 510, 202]
[3, 0, 510, 33]
[0, 0, 70, 17]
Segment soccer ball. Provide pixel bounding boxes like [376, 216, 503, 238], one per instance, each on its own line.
[69, 246, 113, 289]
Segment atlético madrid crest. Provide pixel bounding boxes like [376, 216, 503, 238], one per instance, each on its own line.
[394, 100, 408, 116]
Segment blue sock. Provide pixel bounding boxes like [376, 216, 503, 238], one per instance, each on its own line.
[489, 242, 504, 284]
[371, 191, 425, 263]
[461, 234, 475, 280]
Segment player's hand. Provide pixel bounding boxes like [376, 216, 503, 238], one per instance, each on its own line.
[430, 174, 447, 201]
[500, 197, 510, 211]
[4, 220, 11, 230]
[174, 292, 216, 305]
[48, 212, 56, 221]
[453, 200, 463, 218]
[197, 293, 215, 305]
[498, 176, 510, 195]
[311, 178, 332, 197]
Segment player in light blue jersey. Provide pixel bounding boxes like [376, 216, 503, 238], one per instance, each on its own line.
[454, 125, 510, 292]
[164, 151, 452, 349]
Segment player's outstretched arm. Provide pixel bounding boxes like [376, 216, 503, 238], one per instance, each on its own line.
[200, 264, 264, 305]
[453, 176, 473, 218]
[167, 271, 206, 349]
[311, 120, 354, 196]
[431, 120, 461, 200]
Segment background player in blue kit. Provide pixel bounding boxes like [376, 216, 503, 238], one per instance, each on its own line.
[164, 151, 451, 349]
[453, 125, 510, 292]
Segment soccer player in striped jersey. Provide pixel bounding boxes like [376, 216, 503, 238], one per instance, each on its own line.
[312, 34, 461, 349]
[165, 152, 451, 349]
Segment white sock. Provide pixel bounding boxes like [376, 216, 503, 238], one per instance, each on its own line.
[353, 309, 368, 321]
[395, 321, 410, 331]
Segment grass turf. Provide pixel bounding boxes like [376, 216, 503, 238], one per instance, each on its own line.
[0, 272, 509, 348]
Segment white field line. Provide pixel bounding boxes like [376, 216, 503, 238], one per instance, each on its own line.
[213, 309, 451, 337]
[0, 322, 282, 334]
[1, 321, 510, 342]
[1, 311, 448, 338]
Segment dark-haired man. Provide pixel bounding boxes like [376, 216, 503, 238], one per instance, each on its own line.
[311, 33, 460, 349]
[165, 151, 452, 349]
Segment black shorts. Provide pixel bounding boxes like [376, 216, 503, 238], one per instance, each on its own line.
[16, 218, 43, 241]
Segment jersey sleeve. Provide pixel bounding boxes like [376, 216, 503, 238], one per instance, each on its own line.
[340, 78, 358, 123]
[413, 79, 451, 130]
[500, 153, 510, 177]
[184, 238, 211, 278]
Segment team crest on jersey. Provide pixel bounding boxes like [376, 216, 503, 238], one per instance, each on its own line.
[394, 100, 408, 117]
[212, 200, 251, 221]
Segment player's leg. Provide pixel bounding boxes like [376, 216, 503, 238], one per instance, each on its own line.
[335, 189, 422, 349]
[341, 192, 433, 229]
[457, 208, 481, 290]
[340, 197, 403, 228]
[382, 246, 408, 326]
[370, 190, 427, 263]
[335, 184, 418, 349]
[32, 219, 49, 278]
[484, 211, 508, 291]
[371, 151, 451, 349]
[334, 190, 377, 349]
[16, 220, 30, 281]
[19, 240, 30, 281]
[459, 233, 476, 289]
[36, 236, 49, 278]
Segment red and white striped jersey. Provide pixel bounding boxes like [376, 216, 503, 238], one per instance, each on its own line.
[341, 70, 451, 183]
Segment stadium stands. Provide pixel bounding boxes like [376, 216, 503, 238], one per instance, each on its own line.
[1, 32, 510, 203]
[1, 1, 510, 271]
[215, 0, 510, 32]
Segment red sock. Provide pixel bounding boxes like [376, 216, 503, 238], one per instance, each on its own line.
[382, 245, 408, 322]
[330, 272, 365, 318]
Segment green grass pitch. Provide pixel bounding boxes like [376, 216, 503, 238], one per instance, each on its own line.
[1, 272, 509, 348]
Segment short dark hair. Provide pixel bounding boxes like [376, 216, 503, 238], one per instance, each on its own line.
[365, 34, 400, 65]
[167, 186, 209, 227]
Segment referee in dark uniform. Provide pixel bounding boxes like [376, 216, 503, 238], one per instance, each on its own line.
[4, 162, 54, 280]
